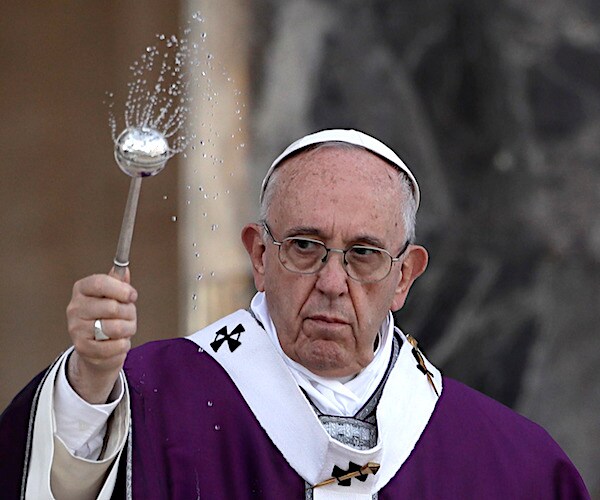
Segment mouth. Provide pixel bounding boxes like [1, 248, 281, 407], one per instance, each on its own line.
[305, 315, 349, 328]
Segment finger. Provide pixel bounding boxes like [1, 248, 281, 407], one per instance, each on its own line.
[73, 274, 137, 304]
[71, 318, 134, 352]
[109, 266, 130, 284]
[95, 317, 137, 341]
[68, 296, 137, 323]
[74, 336, 132, 366]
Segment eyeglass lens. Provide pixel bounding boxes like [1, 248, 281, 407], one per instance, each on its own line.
[279, 238, 391, 282]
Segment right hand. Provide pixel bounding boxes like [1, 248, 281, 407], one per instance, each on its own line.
[66, 268, 138, 404]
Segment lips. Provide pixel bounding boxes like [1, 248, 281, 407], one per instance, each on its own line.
[309, 314, 347, 324]
[305, 315, 350, 330]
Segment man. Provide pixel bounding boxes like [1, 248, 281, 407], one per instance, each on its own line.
[0, 129, 589, 499]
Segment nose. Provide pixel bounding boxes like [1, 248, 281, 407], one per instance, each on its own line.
[315, 249, 349, 296]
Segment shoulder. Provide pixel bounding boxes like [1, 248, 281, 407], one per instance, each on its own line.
[126, 337, 197, 366]
[389, 377, 590, 497]
[438, 377, 560, 449]
[123, 337, 218, 393]
[430, 377, 588, 489]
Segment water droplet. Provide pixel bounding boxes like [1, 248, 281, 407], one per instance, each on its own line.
[202, 212, 207, 217]
[195, 252, 200, 258]
[210, 271, 216, 277]
[163, 195, 168, 200]
[192, 293, 197, 301]
[198, 347, 204, 352]
[207, 401, 213, 407]
[196, 273, 204, 280]
[171, 216, 178, 222]
[214, 424, 221, 431]
[211, 224, 218, 231]
[153, 388, 158, 393]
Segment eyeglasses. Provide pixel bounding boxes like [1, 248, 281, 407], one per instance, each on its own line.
[262, 222, 409, 283]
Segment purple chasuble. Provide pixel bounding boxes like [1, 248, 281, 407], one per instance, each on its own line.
[1, 337, 590, 499]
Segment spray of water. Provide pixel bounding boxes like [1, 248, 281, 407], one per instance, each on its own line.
[107, 12, 210, 179]
[95, 12, 210, 316]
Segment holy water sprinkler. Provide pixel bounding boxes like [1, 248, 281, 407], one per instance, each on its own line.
[111, 127, 171, 280]
[95, 16, 207, 340]
[106, 23, 204, 282]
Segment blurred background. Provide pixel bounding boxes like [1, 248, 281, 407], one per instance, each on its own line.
[1, 0, 598, 495]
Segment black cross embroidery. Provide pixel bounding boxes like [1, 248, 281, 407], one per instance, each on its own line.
[210, 324, 245, 353]
[310, 462, 380, 490]
[331, 462, 369, 487]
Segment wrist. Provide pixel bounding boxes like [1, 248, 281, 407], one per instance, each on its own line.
[67, 352, 121, 404]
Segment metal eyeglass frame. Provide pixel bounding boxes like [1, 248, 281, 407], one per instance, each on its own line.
[261, 222, 410, 283]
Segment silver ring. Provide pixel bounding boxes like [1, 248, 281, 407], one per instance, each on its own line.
[94, 319, 110, 341]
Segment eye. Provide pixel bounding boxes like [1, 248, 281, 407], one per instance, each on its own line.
[350, 246, 379, 257]
[287, 237, 322, 253]
[347, 246, 384, 263]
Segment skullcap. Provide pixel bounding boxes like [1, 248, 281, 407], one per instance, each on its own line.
[260, 129, 420, 208]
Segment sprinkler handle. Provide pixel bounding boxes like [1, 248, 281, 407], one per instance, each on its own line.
[113, 176, 142, 281]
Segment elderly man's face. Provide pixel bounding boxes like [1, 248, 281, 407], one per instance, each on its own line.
[242, 147, 427, 377]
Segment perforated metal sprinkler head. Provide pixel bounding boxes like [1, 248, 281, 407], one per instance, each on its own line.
[111, 127, 172, 282]
[114, 127, 171, 177]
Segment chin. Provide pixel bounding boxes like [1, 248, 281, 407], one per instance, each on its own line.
[302, 341, 356, 377]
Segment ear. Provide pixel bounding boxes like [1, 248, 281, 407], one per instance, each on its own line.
[241, 223, 267, 292]
[390, 245, 428, 311]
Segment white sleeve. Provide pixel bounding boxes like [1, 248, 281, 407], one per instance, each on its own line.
[25, 348, 130, 500]
[54, 352, 124, 459]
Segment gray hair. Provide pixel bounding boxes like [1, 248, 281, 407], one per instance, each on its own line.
[260, 142, 417, 243]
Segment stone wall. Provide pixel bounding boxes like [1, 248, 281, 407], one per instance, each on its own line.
[248, 0, 600, 493]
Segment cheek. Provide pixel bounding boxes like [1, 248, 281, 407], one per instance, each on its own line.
[354, 283, 397, 333]
[263, 264, 299, 324]
[264, 271, 317, 341]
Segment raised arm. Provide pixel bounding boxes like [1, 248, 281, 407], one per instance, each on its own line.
[66, 268, 137, 404]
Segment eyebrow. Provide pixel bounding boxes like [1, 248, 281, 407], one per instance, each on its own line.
[283, 225, 388, 249]
[283, 225, 323, 238]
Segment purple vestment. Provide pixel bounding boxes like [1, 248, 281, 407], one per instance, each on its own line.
[0, 337, 590, 499]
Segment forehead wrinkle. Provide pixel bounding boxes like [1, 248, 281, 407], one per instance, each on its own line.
[269, 148, 405, 242]
[277, 150, 392, 198]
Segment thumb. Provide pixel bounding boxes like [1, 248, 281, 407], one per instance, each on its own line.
[109, 265, 131, 284]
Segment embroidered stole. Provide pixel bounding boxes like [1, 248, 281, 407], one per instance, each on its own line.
[187, 309, 442, 499]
